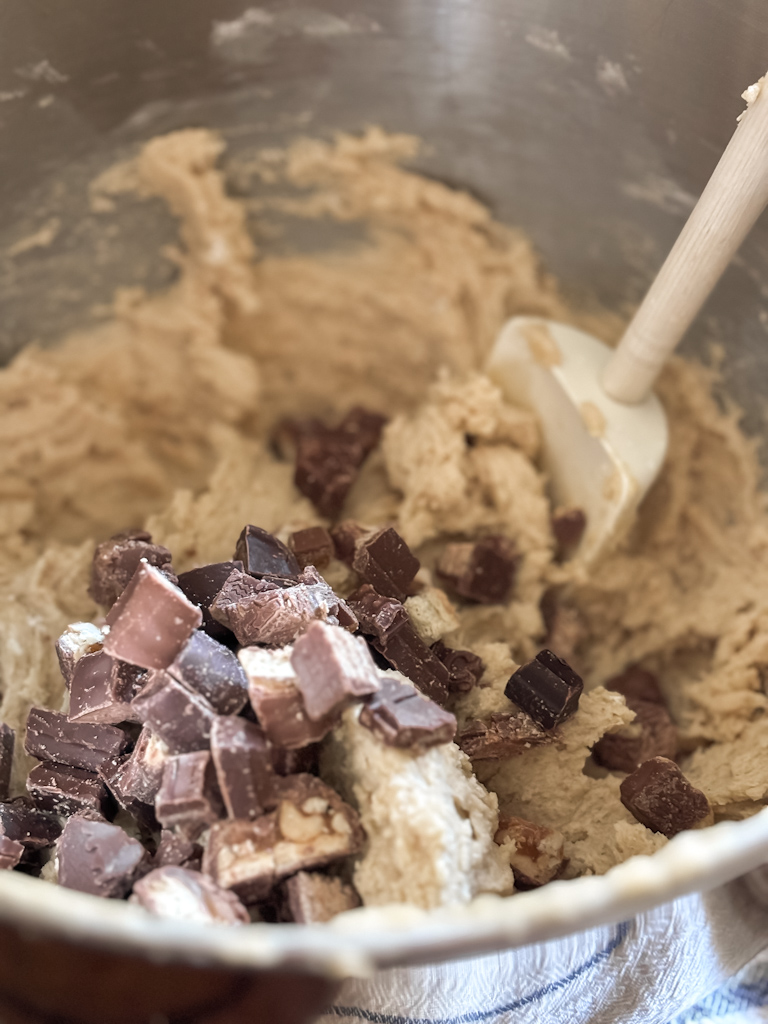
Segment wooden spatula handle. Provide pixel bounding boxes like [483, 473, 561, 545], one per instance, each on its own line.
[603, 74, 768, 404]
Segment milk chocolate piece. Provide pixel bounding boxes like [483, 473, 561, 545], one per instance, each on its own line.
[133, 866, 249, 924]
[495, 817, 566, 888]
[130, 670, 216, 754]
[27, 763, 111, 818]
[282, 871, 361, 923]
[289, 527, 334, 570]
[458, 712, 551, 760]
[99, 755, 159, 833]
[0, 836, 23, 870]
[0, 725, 14, 802]
[176, 561, 243, 645]
[68, 651, 146, 725]
[551, 508, 587, 557]
[620, 756, 712, 838]
[234, 524, 300, 580]
[360, 677, 456, 749]
[431, 642, 484, 693]
[57, 815, 147, 898]
[210, 717, 274, 821]
[505, 649, 583, 730]
[103, 563, 202, 670]
[55, 622, 104, 688]
[104, 727, 170, 806]
[168, 630, 248, 715]
[593, 686, 678, 774]
[0, 799, 62, 849]
[291, 621, 381, 720]
[607, 666, 666, 705]
[25, 707, 129, 773]
[437, 536, 518, 604]
[90, 530, 175, 608]
[348, 585, 450, 705]
[330, 521, 370, 565]
[352, 527, 420, 602]
[155, 751, 224, 839]
[155, 830, 203, 871]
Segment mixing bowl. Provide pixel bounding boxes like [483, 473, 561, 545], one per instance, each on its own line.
[2, 2, 768, 1021]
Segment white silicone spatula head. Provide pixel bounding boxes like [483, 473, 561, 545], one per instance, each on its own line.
[487, 72, 768, 562]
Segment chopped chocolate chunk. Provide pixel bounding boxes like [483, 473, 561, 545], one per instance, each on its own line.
[0, 799, 62, 849]
[234, 524, 300, 580]
[347, 585, 450, 705]
[0, 724, 14, 802]
[68, 651, 146, 725]
[167, 630, 248, 715]
[281, 871, 361, 923]
[495, 817, 566, 887]
[437, 536, 519, 604]
[130, 670, 216, 754]
[155, 751, 224, 839]
[291, 621, 381, 721]
[330, 521, 370, 566]
[25, 707, 129, 773]
[55, 622, 104, 689]
[103, 727, 170, 806]
[431, 641, 484, 693]
[103, 563, 202, 670]
[294, 431, 360, 519]
[90, 530, 175, 608]
[132, 866, 249, 924]
[607, 666, 666, 705]
[340, 406, 388, 455]
[210, 717, 274, 821]
[176, 561, 243, 645]
[504, 649, 583, 730]
[155, 830, 202, 871]
[620, 756, 712, 838]
[270, 744, 319, 777]
[57, 815, 147, 898]
[359, 676, 456, 749]
[458, 712, 551, 760]
[27, 763, 111, 818]
[352, 527, 420, 602]
[593, 690, 677, 775]
[551, 508, 587, 557]
[289, 527, 334, 570]
[0, 836, 23, 871]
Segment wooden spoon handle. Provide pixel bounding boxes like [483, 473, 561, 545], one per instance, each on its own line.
[603, 73, 768, 404]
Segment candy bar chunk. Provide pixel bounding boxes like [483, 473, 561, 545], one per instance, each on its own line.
[282, 871, 361, 923]
[593, 671, 677, 774]
[352, 527, 420, 602]
[495, 817, 566, 888]
[156, 751, 224, 839]
[289, 527, 334, 570]
[360, 677, 456, 750]
[55, 622, 104, 689]
[330, 521, 370, 566]
[25, 707, 129, 773]
[68, 651, 146, 725]
[133, 866, 249, 925]
[458, 712, 552, 760]
[348, 585, 450, 705]
[504, 649, 583, 730]
[0, 724, 14, 802]
[104, 727, 170, 806]
[168, 631, 248, 715]
[620, 756, 713, 838]
[431, 641, 484, 694]
[90, 529, 175, 608]
[291, 622, 380, 721]
[234, 524, 300, 580]
[240, 646, 338, 749]
[551, 508, 587, 558]
[103, 563, 202, 670]
[0, 836, 23, 871]
[130, 670, 216, 754]
[155, 830, 202, 871]
[437, 536, 519, 604]
[57, 815, 147, 898]
[27, 763, 110, 818]
[210, 717, 274, 821]
[176, 561, 243, 645]
[0, 799, 62, 849]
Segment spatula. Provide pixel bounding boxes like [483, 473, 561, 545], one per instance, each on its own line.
[487, 74, 768, 563]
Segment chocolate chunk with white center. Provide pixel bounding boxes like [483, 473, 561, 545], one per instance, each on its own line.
[551, 508, 587, 558]
[132, 866, 249, 924]
[103, 726, 170, 806]
[431, 641, 485, 693]
[57, 815, 147, 898]
[607, 666, 666, 705]
[494, 817, 566, 888]
[203, 774, 364, 903]
[68, 651, 146, 725]
[130, 670, 216, 754]
[0, 799, 62, 849]
[437, 536, 519, 604]
[176, 561, 243, 645]
[359, 676, 456, 749]
[27, 763, 111, 818]
[504, 649, 583, 730]
[55, 622, 104, 689]
[167, 630, 248, 715]
[620, 756, 713, 838]
[210, 717, 275, 821]
[330, 520, 371, 565]
[89, 530, 175, 608]
[593, 672, 678, 774]
[0, 724, 14, 802]
[239, 646, 338, 749]
[289, 526, 335, 570]
[234, 524, 300, 580]
[155, 830, 203, 871]
[347, 585, 450, 705]
[155, 751, 224, 839]
[352, 527, 420, 602]
[281, 871, 361, 923]
[291, 621, 381, 721]
[458, 712, 552, 760]
[25, 707, 129, 773]
[0, 836, 23, 871]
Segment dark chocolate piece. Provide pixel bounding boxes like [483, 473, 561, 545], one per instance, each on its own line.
[359, 677, 456, 749]
[89, 530, 174, 608]
[210, 717, 274, 820]
[431, 642, 485, 693]
[55, 622, 104, 689]
[176, 561, 243, 645]
[504, 649, 583, 730]
[130, 670, 216, 754]
[494, 817, 566, 888]
[57, 815, 147, 898]
[330, 521, 370, 566]
[68, 651, 146, 725]
[593, 687, 677, 775]
[352, 527, 420, 602]
[437, 536, 518, 604]
[155, 751, 224, 839]
[234, 524, 300, 580]
[0, 724, 14, 802]
[155, 830, 203, 871]
[552, 508, 587, 557]
[0, 799, 62, 849]
[270, 744, 319, 777]
[620, 756, 712, 838]
[103, 563, 202, 670]
[132, 866, 249, 924]
[167, 630, 248, 715]
[607, 666, 666, 705]
[458, 712, 551, 760]
[0, 836, 23, 870]
[25, 706, 129, 773]
[289, 527, 335, 570]
[291, 621, 381, 720]
[294, 431, 361, 519]
[340, 407, 388, 455]
[281, 871, 361, 923]
[26, 763, 111, 818]
[99, 755, 159, 834]
[102, 726, 170, 806]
